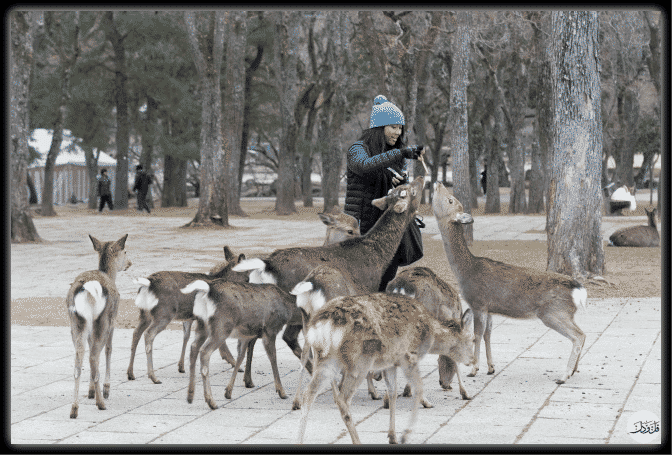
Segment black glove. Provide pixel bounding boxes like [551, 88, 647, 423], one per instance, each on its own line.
[401, 145, 424, 159]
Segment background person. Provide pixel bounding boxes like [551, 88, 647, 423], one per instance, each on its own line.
[97, 169, 113, 212]
[133, 164, 152, 214]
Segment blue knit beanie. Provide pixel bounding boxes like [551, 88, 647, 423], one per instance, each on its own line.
[369, 95, 405, 129]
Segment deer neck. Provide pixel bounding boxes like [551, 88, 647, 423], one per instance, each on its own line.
[364, 206, 412, 261]
[648, 212, 657, 230]
[98, 255, 117, 281]
[437, 217, 475, 282]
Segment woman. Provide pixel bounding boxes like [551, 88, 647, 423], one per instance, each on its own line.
[344, 95, 424, 291]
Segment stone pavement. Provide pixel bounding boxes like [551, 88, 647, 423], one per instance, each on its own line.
[9, 198, 663, 447]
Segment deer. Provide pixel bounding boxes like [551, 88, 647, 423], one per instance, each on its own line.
[319, 207, 361, 245]
[609, 207, 659, 247]
[127, 246, 250, 385]
[233, 176, 425, 374]
[296, 292, 475, 445]
[431, 181, 588, 384]
[289, 265, 382, 411]
[66, 234, 131, 418]
[180, 279, 295, 409]
[386, 267, 471, 401]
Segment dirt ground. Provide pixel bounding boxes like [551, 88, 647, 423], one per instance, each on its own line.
[11, 196, 662, 329]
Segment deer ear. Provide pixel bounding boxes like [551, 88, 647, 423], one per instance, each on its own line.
[223, 246, 235, 261]
[236, 253, 246, 263]
[116, 234, 128, 250]
[89, 234, 102, 251]
[371, 196, 388, 210]
[318, 213, 333, 226]
[393, 200, 409, 213]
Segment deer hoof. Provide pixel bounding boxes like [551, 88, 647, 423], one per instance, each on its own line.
[402, 384, 412, 397]
[127, 371, 135, 380]
[244, 380, 255, 388]
[149, 376, 162, 384]
[103, 384, 110, 399]
[388, 433, 398, 444]
[70, 404, 79, 419]
[277, 389, 288, 399]
[292, 400, 301, 411]
[88, 390, 95, 399]
[225, 388, 233, 400]
[207, 399, 219, 410]
[96, 402, 106, 411]
[467, 366, 478, 377]
[487, 366, 495, 375]
[178, 365, 185, 374]
[421, 398, 433, 409]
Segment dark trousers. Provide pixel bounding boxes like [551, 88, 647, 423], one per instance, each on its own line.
[98, 195, 113, 211]
[137, 192, 151, 213]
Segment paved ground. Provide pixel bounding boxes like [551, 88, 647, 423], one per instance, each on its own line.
[9, 196, 664, 447]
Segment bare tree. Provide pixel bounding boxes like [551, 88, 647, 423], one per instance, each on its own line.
[223, 11, 248, 216]
[272, 11, 303, 215]
[40, 11, 81, 216]
[10, 9, 41, 242]
[449, 11, 472, 243]
[357, 11, 390, 98]
[183, 11, 228, 227]
[547, 11, 605, 280]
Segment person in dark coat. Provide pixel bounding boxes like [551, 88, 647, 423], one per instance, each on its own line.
[97, 169, 113, 212]
[133, 164, 152, 214]
[344, 95, 424, 291]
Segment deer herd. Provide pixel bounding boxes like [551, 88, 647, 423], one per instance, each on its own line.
[65, 176, 658, 444]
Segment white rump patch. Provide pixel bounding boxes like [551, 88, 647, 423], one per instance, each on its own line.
[180, 279, 210, 295]
[190, 281, 216, 321]
[572, 287, 588, 310]
[74, 281, 106, 323]
[306, 320, 344, 352]
[135, 281, 158, 311]
[232, 258, 266, 272]
[296, 289, 327, 316]
[290, 281, 313, 296]
[249, 268, 277, 285]
[134, 277, 151, 287]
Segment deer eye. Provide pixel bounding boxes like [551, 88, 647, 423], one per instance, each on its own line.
[400, 190, 407, 197]
[347, 230, 354, 235]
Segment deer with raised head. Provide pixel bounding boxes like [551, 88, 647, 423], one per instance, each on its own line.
[233, 177, 425, 373]
[180, 279, 295, 409]
[387, 267, 471, 401]
[432, 182, 587, 384]
[319, 208, 360, 245]
[609, 207, 659, 247]
[296, 292, 474, 445]
[66, 234, 131, 418]
[127, 246, 250, 385]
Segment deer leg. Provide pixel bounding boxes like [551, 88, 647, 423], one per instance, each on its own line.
[367, 371, 380, 400]
[400, 359, 423, 444]
[283, 323, 310, 373]
[292, 343, 312, 410]
[88, 337, 105, 410]
[178, 320, 192, 373]
[187, 323, 208, 404]
[296, 361, 332, 444]
[540, 310, 586, 384]
[334, 369, 367, 444]
[225, 334, 251, 400]
[143, 318, 172, 384]
[243, 338, 256, 388]
[262, 332, 287, 399]
[218, 334, 241, 371]
[468, 311, 487, 377]
[127, 310, 151, 380]
[484, 313, 495, 374]
[103, 327, 113, 399]
[383, 368, 398, 444]
[70, 332, 86, 418]
[199, 328, 225, 410]
[438, 355, 455, 389]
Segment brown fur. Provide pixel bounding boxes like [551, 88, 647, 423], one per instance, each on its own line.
[66, 234, 130, 418]
[609, 207, 659, 247]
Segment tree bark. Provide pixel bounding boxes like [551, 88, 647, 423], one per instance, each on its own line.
[83, 145, 99, 210]
[183, 11, 228, 227]
[547, 11, 605, 280]
[449, 11, 472, 243]
[223, 11, 248, 216]
[103, 12, 130, 210]
[10, 10, 41, 242]
[161, 154, 187, 207]
[484, 114, 501, 214]
[273, 11, 301, 215]
[358, 11, 390, 98]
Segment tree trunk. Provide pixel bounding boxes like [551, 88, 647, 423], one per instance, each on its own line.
[614, 89, 639, 187]
[484, 115, 501, 214]
[358, 11, 390, 98]
[183, 11, 228, 227]
[27, 173, 38, 204]
[41, 127, 63, 216]
[140, 95, 158, 209]
[547, 11, 605, 280]
[161, 154, 187, 207]
[104, 12, 130, 210]
[273, 11, 301, 215]
[10, 10, 40, 242]
[83, 145, 99, 210]
[223, 11, 248, 216]
[449, 11, 472, 243]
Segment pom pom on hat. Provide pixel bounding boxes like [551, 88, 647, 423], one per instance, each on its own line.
[369, 95, 405, 129]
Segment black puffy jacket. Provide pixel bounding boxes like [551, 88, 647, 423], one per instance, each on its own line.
[344, 141, 406, 234]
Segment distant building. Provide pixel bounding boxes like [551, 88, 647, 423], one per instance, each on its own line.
[27, 129, 117, 205]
